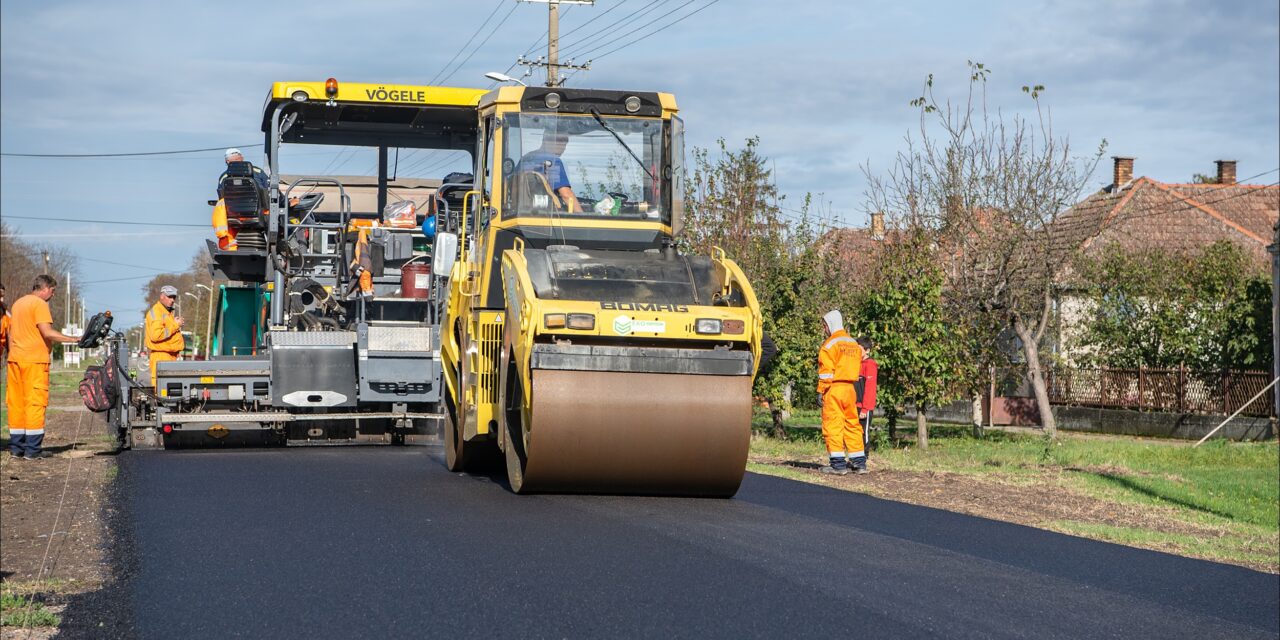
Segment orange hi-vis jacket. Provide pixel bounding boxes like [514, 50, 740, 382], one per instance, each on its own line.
[817, 329, 864, 396]
[145, 302, 184, 354]
[212, 198, 238, 250]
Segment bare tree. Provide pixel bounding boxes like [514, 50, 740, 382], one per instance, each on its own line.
[864, 63, 1106, 438]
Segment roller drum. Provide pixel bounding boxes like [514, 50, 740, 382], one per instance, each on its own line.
[517, 370, 752, 497]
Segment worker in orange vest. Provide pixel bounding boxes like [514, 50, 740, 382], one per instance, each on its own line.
[817, 309, 866, 475]
[145, 285, 185, 388]
[0, 284, 11, 358]
[6, 276, 80, 459]
[211, 198, 237, 251]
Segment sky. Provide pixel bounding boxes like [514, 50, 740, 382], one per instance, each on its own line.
[2, 0, 1277, 317]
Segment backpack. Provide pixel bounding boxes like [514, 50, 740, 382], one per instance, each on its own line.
[79, 360, 119, 413]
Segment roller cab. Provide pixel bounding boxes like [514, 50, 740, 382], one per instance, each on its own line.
[440, 87, 763, 496]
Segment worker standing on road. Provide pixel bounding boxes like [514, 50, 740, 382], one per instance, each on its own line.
[145, 285, 185, 388]
[817, 310, 866, 475]
[6, 276, 80, 460]
[856, 336, 879, 458]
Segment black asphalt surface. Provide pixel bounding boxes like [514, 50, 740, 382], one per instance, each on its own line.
[88, 445, 1278, 639]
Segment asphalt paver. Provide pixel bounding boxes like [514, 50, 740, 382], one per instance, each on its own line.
[99, 445, 1279, 639]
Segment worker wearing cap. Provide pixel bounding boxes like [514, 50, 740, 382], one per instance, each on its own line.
[145, 286, 185, 388]
[6, 275, 79, 459]
[217, 148, 269, 194]
[817, 309, 866, 475]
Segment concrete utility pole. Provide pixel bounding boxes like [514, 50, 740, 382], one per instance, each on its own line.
[517, 0, 593, 87]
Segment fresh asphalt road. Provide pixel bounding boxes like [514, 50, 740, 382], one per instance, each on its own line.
[96, 445, 1278, 639]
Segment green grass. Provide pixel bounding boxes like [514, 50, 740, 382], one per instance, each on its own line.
[751, 410, 1280, 569]
[0, 592, 60, 628]
[1050, 520, 1278, 570]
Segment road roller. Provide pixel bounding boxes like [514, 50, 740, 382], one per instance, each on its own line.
[438, 86, 762, 497]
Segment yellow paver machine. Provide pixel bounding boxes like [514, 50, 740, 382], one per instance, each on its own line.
[436, 86, 763, 496]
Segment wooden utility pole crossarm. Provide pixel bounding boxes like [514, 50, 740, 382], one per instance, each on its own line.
[517, 0, 593, 87]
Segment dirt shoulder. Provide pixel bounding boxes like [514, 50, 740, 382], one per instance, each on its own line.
[1, 369, 119, 637]
[749, 443, 1279, 574]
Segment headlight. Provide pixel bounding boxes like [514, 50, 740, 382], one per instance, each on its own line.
[624, 96, 642, 113]
[544, 313, 566, 328]
[291, 90, 309, 102]
[695, 318, 722, 335]
[567, 314, 595, 330]
[545, 92, 561, 109]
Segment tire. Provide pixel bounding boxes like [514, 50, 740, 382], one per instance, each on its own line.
[502, 358, 530, 493]
[444, 395, 468, 472]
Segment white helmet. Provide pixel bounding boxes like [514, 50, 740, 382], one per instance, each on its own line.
[224, 148, 243, 160]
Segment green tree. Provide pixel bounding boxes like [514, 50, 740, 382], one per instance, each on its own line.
[851, 230, 971, 449]
[1072, 241, 1273, 371]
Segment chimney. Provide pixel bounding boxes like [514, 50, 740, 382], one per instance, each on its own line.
[1112, 156, 1135, 188]
[1215, 160, 1237, 185]
[870, 212, 885, 240]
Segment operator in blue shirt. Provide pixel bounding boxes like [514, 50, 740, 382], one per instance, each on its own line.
[517, 131, 582, 212]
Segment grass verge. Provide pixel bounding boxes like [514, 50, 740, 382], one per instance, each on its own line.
[750, 410, 1279, 572]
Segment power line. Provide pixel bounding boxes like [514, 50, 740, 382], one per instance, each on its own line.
[2, 230, 205, 239]
[1, 144, 256, 158]
[78, 256, 172, 272]
[427, 0, 508, 86]
[438, 2, 522, 86]
[81, 274, 162, 285]
[4, 214, 207, 228]
[558, 0, 666, 59]
[586, 0, 722, 62]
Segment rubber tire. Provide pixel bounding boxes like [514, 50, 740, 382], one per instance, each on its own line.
[502, 360, 530, 494]
[444, 398, 469, 472]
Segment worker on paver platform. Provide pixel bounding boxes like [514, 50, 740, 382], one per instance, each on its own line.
[217, 148, 268, 193]
[6, 275, 79, 460]
[211, 198, 237, 251]
[817, 309, 866, 475]
[145, 285, 185, 388]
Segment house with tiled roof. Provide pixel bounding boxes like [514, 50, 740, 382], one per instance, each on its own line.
[1055, 157, 1278, 363]
[1058, 157, 1277, 270]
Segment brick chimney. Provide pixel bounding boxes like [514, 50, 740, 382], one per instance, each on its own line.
[870, 212, 885, 240]
[1112, 156, 1135, 188]
[1215, 160, 1237, 185]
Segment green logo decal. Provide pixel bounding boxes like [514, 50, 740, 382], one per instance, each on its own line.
[613, 315, 633, 335]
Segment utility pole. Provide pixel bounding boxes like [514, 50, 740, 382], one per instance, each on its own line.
[517, 0, 593, 87]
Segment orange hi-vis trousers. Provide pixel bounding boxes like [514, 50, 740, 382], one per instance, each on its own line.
[150, 351, 178, 389]
[6, 361, 51, 453]
[821, 381, 864, 460]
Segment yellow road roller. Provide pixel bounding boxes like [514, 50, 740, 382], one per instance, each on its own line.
[437, 86, 762, 496]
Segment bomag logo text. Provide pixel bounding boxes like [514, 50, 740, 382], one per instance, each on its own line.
[365, 87, 427, 103]
[600, 302, 689, 313]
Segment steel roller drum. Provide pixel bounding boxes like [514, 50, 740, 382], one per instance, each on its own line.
[518, 370, 752, 497]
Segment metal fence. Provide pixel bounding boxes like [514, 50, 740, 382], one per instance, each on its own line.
[1044, 367, 1275, 417]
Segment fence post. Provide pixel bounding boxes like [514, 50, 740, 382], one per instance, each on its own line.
[1139, 367, 1146, 411]
[1178, 364, 1186, 414]
[1222, 372, 1229, 415]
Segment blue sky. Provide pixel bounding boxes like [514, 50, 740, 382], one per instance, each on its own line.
[2, 0, 1277, 315]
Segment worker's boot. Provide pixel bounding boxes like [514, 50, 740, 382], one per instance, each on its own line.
[819, 456, 850, 476]
[850, 456, 868, 474]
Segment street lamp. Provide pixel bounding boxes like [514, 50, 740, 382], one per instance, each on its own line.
[185, 292, 201, 358]
[484, 71, 526, 86]
[195, 284, 214, 359]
